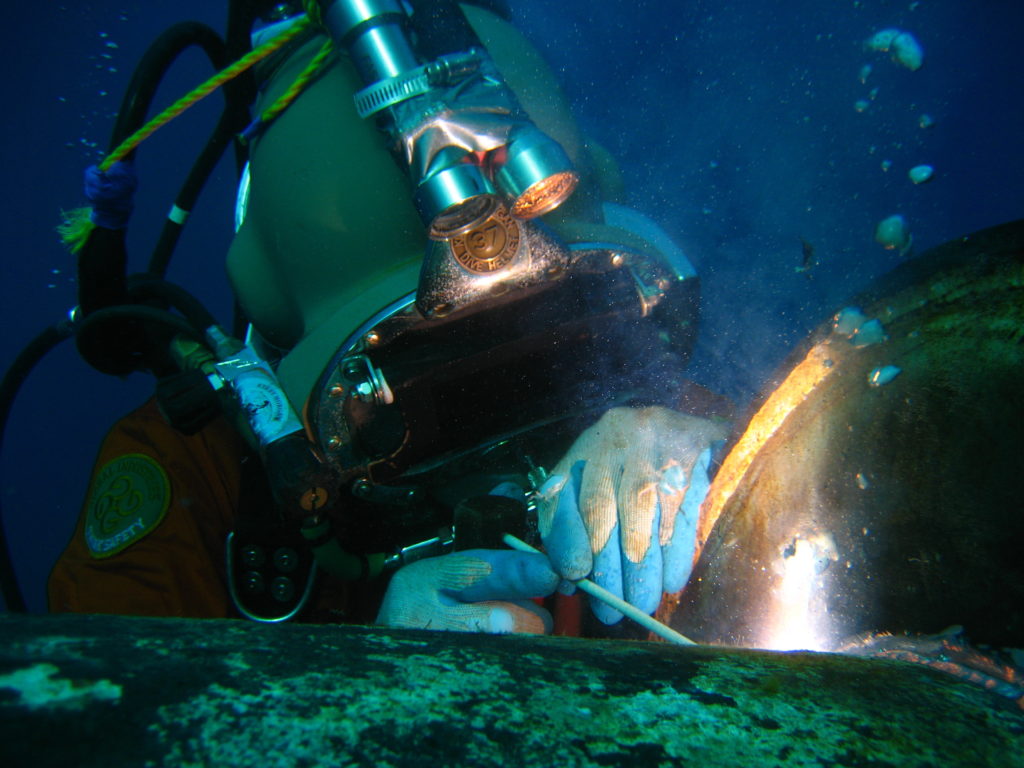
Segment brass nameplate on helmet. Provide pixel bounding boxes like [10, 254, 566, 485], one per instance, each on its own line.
[450, 206, 520, 274]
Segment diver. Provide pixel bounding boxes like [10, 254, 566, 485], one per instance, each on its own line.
[44, 0, 727, 637]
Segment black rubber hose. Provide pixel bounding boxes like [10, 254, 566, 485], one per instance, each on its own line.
[146, 106, 248, 278]
[79, 22, 236, 320]
[225, 0, 260, 107]
[75, 305, 207, 378]
[127, 277, 220, 332]
[146, 18, 257, 278]
[0, 11, 261, 613]
[0, 320, 77, 612]
[77, 227, 128, 316]
[110, 21, 232, 156]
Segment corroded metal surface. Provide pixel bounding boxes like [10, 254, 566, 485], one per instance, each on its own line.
[1, 613, 1021, 766]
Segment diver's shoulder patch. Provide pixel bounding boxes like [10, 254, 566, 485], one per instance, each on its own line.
[84, 453, 171, 558]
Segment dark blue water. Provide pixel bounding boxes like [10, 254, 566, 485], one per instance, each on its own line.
[2, 1, 1022, 612]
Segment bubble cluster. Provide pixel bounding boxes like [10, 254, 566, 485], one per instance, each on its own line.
[852, 24, 941, 253]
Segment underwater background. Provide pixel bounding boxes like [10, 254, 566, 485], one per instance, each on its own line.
[1, 0, 1022, 613]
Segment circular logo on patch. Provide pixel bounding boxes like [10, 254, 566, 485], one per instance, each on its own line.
[84, 454, 170, 558]
[450, 206, 520, 274]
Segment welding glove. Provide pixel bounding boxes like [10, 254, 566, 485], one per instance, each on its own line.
[376, 549, 560, 633]
[538, 406, 727, 625]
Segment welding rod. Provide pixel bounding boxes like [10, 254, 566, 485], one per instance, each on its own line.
[502, 533, 697, 646]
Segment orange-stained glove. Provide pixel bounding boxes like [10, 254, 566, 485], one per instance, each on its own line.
[538, 406, 727, 624]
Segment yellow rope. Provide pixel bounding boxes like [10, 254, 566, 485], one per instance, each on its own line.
[100, 16, 314, 171]
[61, 9, 331, 252]
[256, 37, 334, 129]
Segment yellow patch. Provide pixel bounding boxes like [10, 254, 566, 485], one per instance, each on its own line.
[84, 454, 170, 558]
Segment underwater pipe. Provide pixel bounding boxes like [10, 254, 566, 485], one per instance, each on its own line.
[662, 219, 1024, 653]
[0, 612, 1021, 766]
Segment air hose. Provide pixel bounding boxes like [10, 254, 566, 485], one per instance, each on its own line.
[0, 321, 77, 611]
[1, 14, 259, 612]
